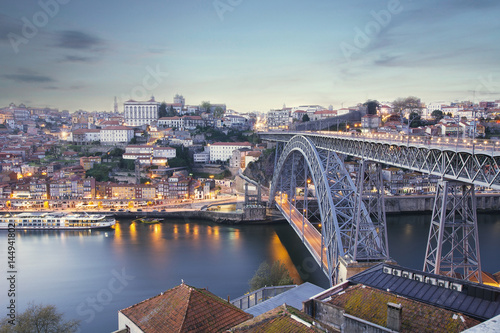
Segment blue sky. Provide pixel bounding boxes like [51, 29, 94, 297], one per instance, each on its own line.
[1, 0, 499, 113]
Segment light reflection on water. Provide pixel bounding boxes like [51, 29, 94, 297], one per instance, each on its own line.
[2, 214, 499, 333]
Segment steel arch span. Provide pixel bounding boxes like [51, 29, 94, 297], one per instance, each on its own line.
[269, 135, 389, 285]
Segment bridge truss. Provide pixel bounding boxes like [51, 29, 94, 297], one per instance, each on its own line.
[269, 135, 389, 285]
[263, 132, 487, 286]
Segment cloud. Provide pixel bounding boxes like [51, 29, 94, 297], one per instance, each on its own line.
[2, 73, 55, 83]
[148, 47, 170, 54]
[59, 55, 96, 63]
[54, 30, 104, 50]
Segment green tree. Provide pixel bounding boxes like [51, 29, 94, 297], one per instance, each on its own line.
[408, 111, 423, 128]
[214, 106, 224, 118]
[86, 164, 111, 182]
[109, 147, 124, 157]
[302, 114, 310, 122]
[249, 260, 294, 291]
[0, 303, 80, 333]
[201, 101, 211, 112]
[363, 100, 380, 115]
[167, 105, 177, 117]
[431, 110, 444, 121]
[158, 102, 167, 118]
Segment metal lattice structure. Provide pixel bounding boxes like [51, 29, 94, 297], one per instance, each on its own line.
[423, 181, 482, 282]
[352, 161, 390, 261]
[262, 131, 487, 286]
[261, 131, 500, 190]
[269, 135, 389, 285]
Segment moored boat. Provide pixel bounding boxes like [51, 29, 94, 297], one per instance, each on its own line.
[0, 212, 116, 230]
[133, 217, 163, 224]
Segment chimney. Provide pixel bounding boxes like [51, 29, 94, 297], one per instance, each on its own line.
[386, 302, 402, 331]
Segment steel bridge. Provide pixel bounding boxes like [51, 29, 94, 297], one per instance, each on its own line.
[261, 131, 499, 286]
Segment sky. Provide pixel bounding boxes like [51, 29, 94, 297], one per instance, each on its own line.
[1, 0, 500, 113]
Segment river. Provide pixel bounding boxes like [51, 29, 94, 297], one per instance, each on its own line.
[1, 213, 500, 332]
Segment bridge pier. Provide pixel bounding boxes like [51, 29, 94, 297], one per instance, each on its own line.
[423, 180, 482, 283]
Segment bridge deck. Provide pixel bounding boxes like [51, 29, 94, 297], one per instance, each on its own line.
[275, 196, 328, 272]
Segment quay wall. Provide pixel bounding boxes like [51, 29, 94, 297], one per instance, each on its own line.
[127, 207, 268, 224]
[385, 194, 500, 213]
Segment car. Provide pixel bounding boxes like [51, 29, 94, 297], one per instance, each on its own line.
[137, 209, 143, 212]
[110, 209, 116, 211]
[152, 210, 158, 212]
[161, 209, 166, 212]
[118, 209, 124, 212]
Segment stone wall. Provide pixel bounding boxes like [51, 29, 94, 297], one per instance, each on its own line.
[384, 194, 500, 213]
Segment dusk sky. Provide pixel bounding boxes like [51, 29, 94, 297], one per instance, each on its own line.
[1, 0, 499, 113]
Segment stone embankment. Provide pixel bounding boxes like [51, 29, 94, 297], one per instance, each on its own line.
[385, 193, 500, 213]
[128, 207, 268, 224]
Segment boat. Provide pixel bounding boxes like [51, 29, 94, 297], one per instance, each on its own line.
[0, 212, 116, 230]
[133, 217, 163, 224]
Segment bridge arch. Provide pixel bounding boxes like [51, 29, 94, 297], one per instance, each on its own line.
[269, 135, 388, 284]
[269, 136, 343, 284]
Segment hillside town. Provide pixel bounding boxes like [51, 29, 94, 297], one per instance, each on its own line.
[1, 96, 500, 209]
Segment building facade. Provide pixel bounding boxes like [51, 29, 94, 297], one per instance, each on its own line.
[124, 97, 160, 127]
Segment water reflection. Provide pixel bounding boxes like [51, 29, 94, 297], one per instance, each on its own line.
[269, 233, 302, 284]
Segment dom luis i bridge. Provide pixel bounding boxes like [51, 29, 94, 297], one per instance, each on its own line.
[260, 130, 500, 287]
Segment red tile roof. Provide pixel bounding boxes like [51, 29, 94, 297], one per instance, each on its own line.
[101, 126, 133, 130]
[230, 305, 326, 332]
[120, 283, 252, 332]
[211, 142, 252, 146]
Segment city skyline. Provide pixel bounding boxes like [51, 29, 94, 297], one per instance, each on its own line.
[1, 0, 500, 112]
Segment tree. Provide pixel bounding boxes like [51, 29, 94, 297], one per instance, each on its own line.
[408, 111, 423, 128]
[201, 101, 211, 112]
[363, 100, 380, 115]
[393, 96, 422, 115]
[158, 102, 167, 118]
[166, 105, 177, 117]
[302, 114, 310, 122]
[214, 106, 224, 118]
[109, 147, 124, 157]
[431, 110, 444, 121]
[249, 260, 294, 291]
[86, 164, 111, 182]
[0, 303, 80, 333]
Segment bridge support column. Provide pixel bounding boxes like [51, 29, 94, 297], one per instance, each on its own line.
[351, 161, 390, 261]
[423, 180, 482, 283]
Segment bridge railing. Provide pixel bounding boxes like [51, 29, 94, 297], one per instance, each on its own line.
[263, 130, 500, 154]
[313, 131, 500, 153]
[230, 285, 297, 310]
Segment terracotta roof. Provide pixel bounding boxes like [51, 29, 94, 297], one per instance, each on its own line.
[120, 283, 252, 332]
[72, 129, 100, 134]
[326, 285, 480, 332]
[211, 142, 252, 146]
[101, 126, 133, 130]
[230, 304, 326, 332]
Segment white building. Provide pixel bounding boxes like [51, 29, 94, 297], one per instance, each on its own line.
[100, 126, 134, 144]
[267, 109, 291, 130]
[124, 97, 160, 126]
[209, 142, 252, 163]
[152, 147, 176, 159]
[158, 116, 182, 128]
[361, 114, 381, 131]
[123, 145, 176, 160]
[125, 145, 152, 154]
[72, 129, 101, 144]
[193, 152, 210, 163]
